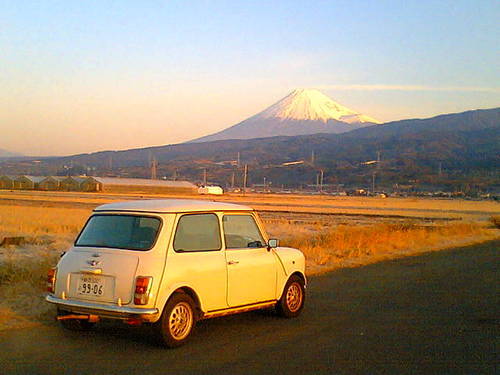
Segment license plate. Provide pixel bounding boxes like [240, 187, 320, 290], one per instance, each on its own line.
[77, 275, 105, 296]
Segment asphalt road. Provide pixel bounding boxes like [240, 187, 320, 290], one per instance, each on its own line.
[1, 240, 498, 375]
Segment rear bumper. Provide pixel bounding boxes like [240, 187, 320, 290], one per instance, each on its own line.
[46, 295, 159, 321]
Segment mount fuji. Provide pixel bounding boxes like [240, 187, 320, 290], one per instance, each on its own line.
[191, 88, 380, 143]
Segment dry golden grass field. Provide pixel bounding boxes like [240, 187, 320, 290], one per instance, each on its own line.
[0, 190, 498, 330]
[2, 189, 500, 219]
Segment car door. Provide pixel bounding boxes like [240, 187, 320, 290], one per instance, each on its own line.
[223, 213, 277, 307]
[164, 213, 228, 311]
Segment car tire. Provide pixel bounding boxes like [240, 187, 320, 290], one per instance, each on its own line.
[57, 309, 95, 331]
[153, 293, 197, 348]
[276, 275, 305, 318]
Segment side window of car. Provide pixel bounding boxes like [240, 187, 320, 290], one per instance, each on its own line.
[223, 214, 266, 249]
[173, 213, 221, 252]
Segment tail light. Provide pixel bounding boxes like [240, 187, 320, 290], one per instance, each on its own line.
[47, 268, 57, 293]
[134, 276, 153, 305]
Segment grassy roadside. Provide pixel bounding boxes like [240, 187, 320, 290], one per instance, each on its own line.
[0, 204, 88, 330]
[0, 250, 60, 330]
[269, 220, 499, 274]
[0, 204, 499, 331]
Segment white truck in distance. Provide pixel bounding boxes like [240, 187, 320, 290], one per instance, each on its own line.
[46, 199, 306, 347]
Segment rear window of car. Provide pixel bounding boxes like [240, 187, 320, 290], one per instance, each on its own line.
[75, 214, 161, 251]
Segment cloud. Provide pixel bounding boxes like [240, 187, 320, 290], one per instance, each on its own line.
[318, 84, 500, 93]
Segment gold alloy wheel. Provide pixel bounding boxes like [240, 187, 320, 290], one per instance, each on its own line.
[286, 282, 303, 313]
[168, 302, 193, 341]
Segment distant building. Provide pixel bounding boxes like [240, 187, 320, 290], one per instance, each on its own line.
[38, 176, 65, 191]
[0, 175, 197, 195]
[80, 177, 102, 192]
[60, 176, 88, 191]
[14, 175, 45, 190]
[90, 177, 197, 194]
[0, 175, 15, 190]
[198, 186, 224, 195]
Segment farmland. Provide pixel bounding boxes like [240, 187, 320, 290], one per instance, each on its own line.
[0, 190, 498, 330]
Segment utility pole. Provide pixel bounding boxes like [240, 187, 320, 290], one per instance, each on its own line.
[372, 172, 376, 194]
[320, 169, 324, 193]
[311, 150, 315, 165]
[243, 164, 248, 194]
[375, 151, 381, 191]
[438, 162, 442, 177]
[231, 172, 235, 189]
[263, 176, 267, 188]
[173, 169, 177, 181]
[203, 168, 207, 185]
[237, 152, 240, 167]
[151, 158, 158, 180]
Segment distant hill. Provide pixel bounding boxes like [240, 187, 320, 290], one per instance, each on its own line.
[2, 107, 499, 191]
[190, 88, 380, 143]
[55, 106, 497, 164]
[0, 148, 23, 158]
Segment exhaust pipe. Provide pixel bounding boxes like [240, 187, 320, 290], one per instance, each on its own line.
[57, 314, 99, 323]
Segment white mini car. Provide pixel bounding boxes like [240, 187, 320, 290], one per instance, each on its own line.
[46, 199, 306, 347]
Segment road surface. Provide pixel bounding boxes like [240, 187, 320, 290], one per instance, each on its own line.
[1, 240, 498, 374]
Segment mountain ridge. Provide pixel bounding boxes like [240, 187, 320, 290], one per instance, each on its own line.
[1, 107, 498, 191]
[50, 107, 498, 161]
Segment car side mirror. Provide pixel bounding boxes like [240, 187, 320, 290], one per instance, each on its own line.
[267, 239, 279, 251]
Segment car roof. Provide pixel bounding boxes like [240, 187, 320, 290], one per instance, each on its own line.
[94, 199, 253, 213]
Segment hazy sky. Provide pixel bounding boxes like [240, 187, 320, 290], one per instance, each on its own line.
[2, 0, 499, 156]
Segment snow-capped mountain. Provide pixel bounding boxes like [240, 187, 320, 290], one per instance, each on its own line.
[257, 88, 379, 124]
[191, 88, 380, 143]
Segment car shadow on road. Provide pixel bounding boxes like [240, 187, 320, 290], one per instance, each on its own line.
[52, 306, 295, 349]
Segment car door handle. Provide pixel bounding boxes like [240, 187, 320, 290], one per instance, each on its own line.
[227, 260, 239, 265]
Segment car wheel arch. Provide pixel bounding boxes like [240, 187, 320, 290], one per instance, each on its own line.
[279, 271, 306, 299]
[166, 286, 202, 319]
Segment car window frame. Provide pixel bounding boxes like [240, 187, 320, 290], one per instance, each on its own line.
[173, 212, 223, 253]
[74, 213, 163, 251]
[222, 212, 267, 250]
